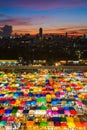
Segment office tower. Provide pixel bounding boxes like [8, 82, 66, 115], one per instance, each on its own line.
[39, 27, 43, 39]
[65, 32, 68, 38]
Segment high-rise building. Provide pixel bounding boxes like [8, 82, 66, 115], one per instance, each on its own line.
[0, 25, 12, 37]
[65, 32, 68, 38]
[39, 27, 43, 39]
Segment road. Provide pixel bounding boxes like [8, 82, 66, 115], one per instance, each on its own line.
[0, 65, 87, 71]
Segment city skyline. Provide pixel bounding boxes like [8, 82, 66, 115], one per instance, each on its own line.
[0, 0, 87, 35]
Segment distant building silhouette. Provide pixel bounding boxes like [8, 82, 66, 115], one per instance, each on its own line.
[83, 34, 86, 38]
[65, 32, 68, 38]
[39, 27, 43, 39]
[0, 25, 12, 37]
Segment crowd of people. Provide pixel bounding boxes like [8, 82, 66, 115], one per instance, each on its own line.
[0, 70, 87, 130]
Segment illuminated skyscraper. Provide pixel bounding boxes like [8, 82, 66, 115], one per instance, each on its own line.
[39, 27, 43, 39]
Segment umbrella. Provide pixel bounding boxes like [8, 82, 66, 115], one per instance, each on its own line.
[1, 116, 8, 121]
[41, 105, 47, 110]
[0, 94, 5, 97]
[28, 92, 34, 97]
[58, 109, 64, 114]
[10, 100, 16, 105]
[74, 95, 78, 98]
[20, 100, 25, 105]
[0, 121, 6, 126]
[77, 101, 83, 106]
[36, 98, 46, 103]
[64, 110, 70, 115]
[3, 100, 10, 105]
[26, 101, 31, 105]
[70, 110, 77, 115]
[63, 106, 69, 110]
[67, 122, 75, 128]
[40, 122, 48, 127]
[12, 107, 18, 115]
[7, 116, 15, 122]
[23, 109, 29, 114]
[61, 122, 68, 127]
[31, 100, 36, 106]
[5, 109, 12, 115]
[75, 122, 83, 128]
[48, 121, 54, 126]
[52, 106, 58, 110]
[52, 110, 58, 115]
[67, 101, 73, 105]
[46, 94, 51, 102]
[60, 117, 66, 122]
[82, 122, 87, 128]
[54, 122, 61, 126]
[26, 121, 34, 126]
[74, 117, 80, 122]
[46, 110, 52, 115]
[52, 117, 60, 122]
[0, 109, 5, 115]
[18, 106, 24, 110]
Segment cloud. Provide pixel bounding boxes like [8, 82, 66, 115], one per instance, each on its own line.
[0, 14, 11, 22]
[0, 18, 33, 27]
[0, 14, 50, 34]
[44, 27, 73, 32]
[77, 29, 87, 34]
[0, 14, 10, 18]
[79, 29, 87, 32]
[0, 0, 87, 10]
[0, 13, 49, 27]
[53, 27, 75, 31]
[68, 31, 79, 34]
[44, 26, 87, 35]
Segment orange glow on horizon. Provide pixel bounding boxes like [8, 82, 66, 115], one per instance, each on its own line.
[12, 29, 84, 36]
[13, 30, 37, 35]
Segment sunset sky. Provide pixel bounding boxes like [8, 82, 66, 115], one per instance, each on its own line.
[0, 0, 87, 35]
